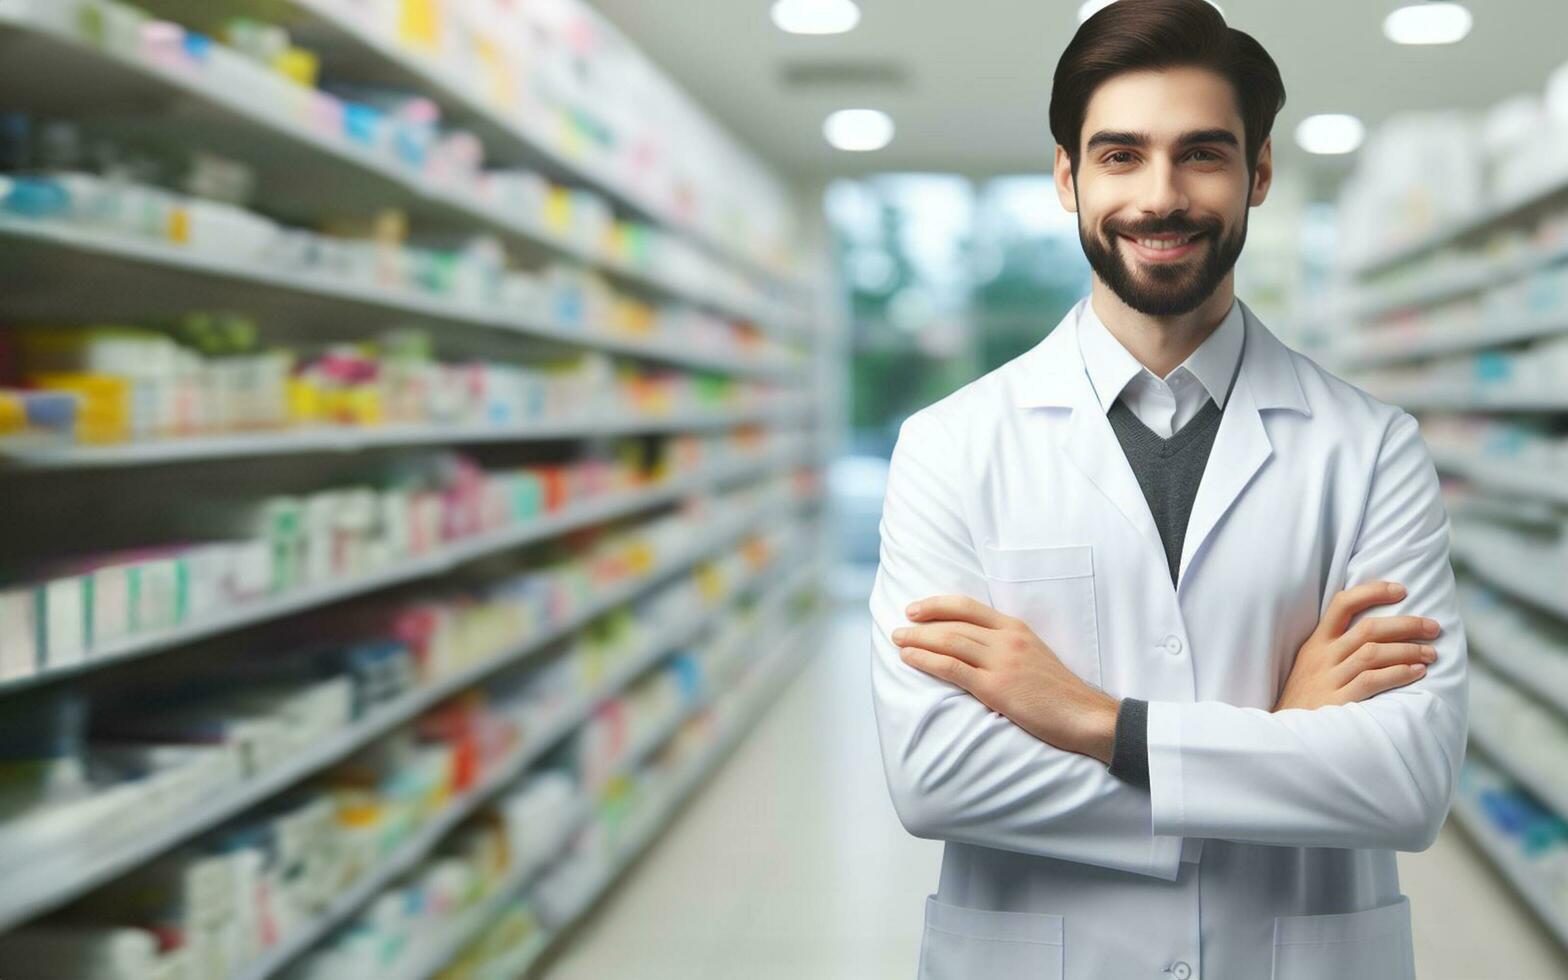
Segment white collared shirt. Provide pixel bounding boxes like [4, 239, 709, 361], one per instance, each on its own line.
[1076, 296, 1246, 438]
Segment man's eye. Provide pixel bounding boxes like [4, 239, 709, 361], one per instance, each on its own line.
[1105, 151, 1135, 164]
[1187, 149, 1219, 162]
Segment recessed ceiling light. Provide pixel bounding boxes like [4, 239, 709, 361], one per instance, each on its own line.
[1383, 2, 1472, 45]
[1077, 0, 1223, 23]
[771, 0, 861, 35]
[824, 109, 894, 152]
[1295, 114, 1366, 155]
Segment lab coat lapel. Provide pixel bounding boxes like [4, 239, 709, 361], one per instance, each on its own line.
[1060, 378, 1169, 564]
[1174, 363, 1271, 591]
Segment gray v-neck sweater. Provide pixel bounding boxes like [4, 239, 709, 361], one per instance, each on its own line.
[1103, 389, 1233, 793]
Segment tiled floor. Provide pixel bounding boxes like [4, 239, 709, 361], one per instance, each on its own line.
[541, 599, 1567, 980]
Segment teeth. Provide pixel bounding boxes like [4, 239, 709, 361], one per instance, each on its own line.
[1134, 235, 1194, 250]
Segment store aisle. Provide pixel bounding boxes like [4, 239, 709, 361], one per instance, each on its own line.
[540, 594, 1565, 980]
[539, 596, 942, 980]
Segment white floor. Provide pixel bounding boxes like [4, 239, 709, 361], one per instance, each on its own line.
[540, 598, 1568, 980]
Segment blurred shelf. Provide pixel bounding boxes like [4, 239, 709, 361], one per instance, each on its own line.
[1337, 311, 1568, 369]
[509, 607, 825, 980]
[1451, 529, 1568, 622]
[1450, 793, 1568, 952]
[225, 546, 817, 980]
[1349, 242, 1568, 323]
[0, 405, 814, 470]
[273, 0, 813, 305]
[1467, 710, 1568, 821]
[0, 498, 810, 934]
[1464, 613, 1568, 723]
[0, 2, 808, 339]
[0, 217, 806, 383]
[1373, 385, 1568, 413]
[1, 446, 814, 692]
[1432, 447, 1568, 506]
[1350, 171, 1568, 279]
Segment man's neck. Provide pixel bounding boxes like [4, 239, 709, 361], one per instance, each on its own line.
[1089, 275, 1236, 379]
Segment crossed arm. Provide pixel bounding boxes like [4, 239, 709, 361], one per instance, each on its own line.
[869, 409, 1469, 881]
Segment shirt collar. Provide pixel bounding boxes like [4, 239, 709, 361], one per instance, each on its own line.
[1076, 295, 1245, 414]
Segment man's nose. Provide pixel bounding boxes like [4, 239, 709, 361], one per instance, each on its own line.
[1137, 157, 1190, 218]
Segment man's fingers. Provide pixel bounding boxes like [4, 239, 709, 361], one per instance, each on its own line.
[906, 594, 1012, 630]
[1345, 662, 1427, 701]
[899, 646, 983, 693]
[1335, 641, 1436, 683]
[1319, 581, 1406, 638]
[890, 622, 992, 666]
[1344, 614, 1441, 650]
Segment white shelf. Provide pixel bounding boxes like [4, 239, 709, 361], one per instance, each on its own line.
[1349, 242, 1568, 323]
[1350, 170, 1568, 279]
[0, 496, 811, 933]
[1373, 385, 1568, 413]
[3, 446, 812, 691]
[1467, 715, 1568, 822]
[280, 0, 812, 305]
[1450, 794, 1568, 951]
[0, 218, 805, 384]
[226, 548, 817, 980]
[1451, 530, 1568, 622]
[1433, 447, 1568, 507]
[1463, 612, 1568, 721]
[1336, 311, 1568, 370]
[0, 3, 807, 339]
[507, 610, 825, 980]
[0, 403, 814, 470]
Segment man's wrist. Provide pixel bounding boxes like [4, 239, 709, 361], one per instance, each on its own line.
[1072, 688, 1121, 765]
[1107, 696, 1151, 789]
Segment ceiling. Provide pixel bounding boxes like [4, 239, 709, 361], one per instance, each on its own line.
[591, 0, 1568, 195]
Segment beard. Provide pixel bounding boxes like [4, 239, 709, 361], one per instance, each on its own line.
[1078, 207, 1247, 317]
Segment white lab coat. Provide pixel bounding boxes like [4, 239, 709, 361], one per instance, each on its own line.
[870, 297, 1468, 980]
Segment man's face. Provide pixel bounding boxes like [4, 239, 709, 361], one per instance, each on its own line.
[1054, 66, 1269, 316]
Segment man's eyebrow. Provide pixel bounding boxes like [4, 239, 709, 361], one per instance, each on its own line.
[1083, 128, 1241, 151]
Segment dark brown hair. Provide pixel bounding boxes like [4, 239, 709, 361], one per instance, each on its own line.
[1049, 0, 1286, 175]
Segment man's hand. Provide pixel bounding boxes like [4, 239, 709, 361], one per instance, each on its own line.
[891, 595, 1121, 764]
[1274, 580, 1440, 711]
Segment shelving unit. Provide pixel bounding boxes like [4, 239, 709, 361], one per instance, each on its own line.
[0, 0, 834, 977]
[1331, 87, 1568, 954]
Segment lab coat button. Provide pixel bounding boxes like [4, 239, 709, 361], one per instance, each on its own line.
[1162, 634, 1183, 655]
[1170, 962, 1192, 980]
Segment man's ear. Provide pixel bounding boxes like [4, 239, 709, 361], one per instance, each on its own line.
[1249, 135, 1274, 207]
[1053, 145, 1078, 213]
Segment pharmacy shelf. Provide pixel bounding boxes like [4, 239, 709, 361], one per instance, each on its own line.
[0, 493, 813, 934]
[0, 217, 805, 385]
[1336, 310, 1568, 370]
[1372, 385, 1568, 414]
[1464, 614, 1568, 725]
[1450, 793, 1568, 952]
[1467, 710, 1568, 822]
[0, 2, 808, 338]
[1350, 170, 1568, 278]
[1350, 241, 1568, 323]
[233, 553, 819, 980]
[0, 403, 814, 470]
[509, 610, 824, 980]
[270, 0, 813, 305]
[3, 444, 814, 691]
[1451, 530, 1568, 623]
[1432, 447, 1568, 507]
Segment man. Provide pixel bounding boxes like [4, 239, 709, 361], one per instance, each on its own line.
[868, 1, 1467, 978]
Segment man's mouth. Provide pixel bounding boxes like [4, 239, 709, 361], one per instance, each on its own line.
[1119, 231, 1205, 261]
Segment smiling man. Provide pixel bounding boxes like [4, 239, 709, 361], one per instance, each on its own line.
[868, 1, 1468, 978]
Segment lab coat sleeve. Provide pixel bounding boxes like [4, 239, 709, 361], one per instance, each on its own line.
[870, 409, 1186, 880]
[1144, 410, 1469, 851]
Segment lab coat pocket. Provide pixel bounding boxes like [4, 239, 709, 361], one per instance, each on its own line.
[917, 894, 1064, 980]
[979, 542, 1102, 689]
[1270, 894, 1415, 980]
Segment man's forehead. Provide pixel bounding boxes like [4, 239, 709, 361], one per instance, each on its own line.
[1081, 68, 1244, 138]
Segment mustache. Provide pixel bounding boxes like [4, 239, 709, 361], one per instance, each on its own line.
[1104, 216, 1223, 238]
